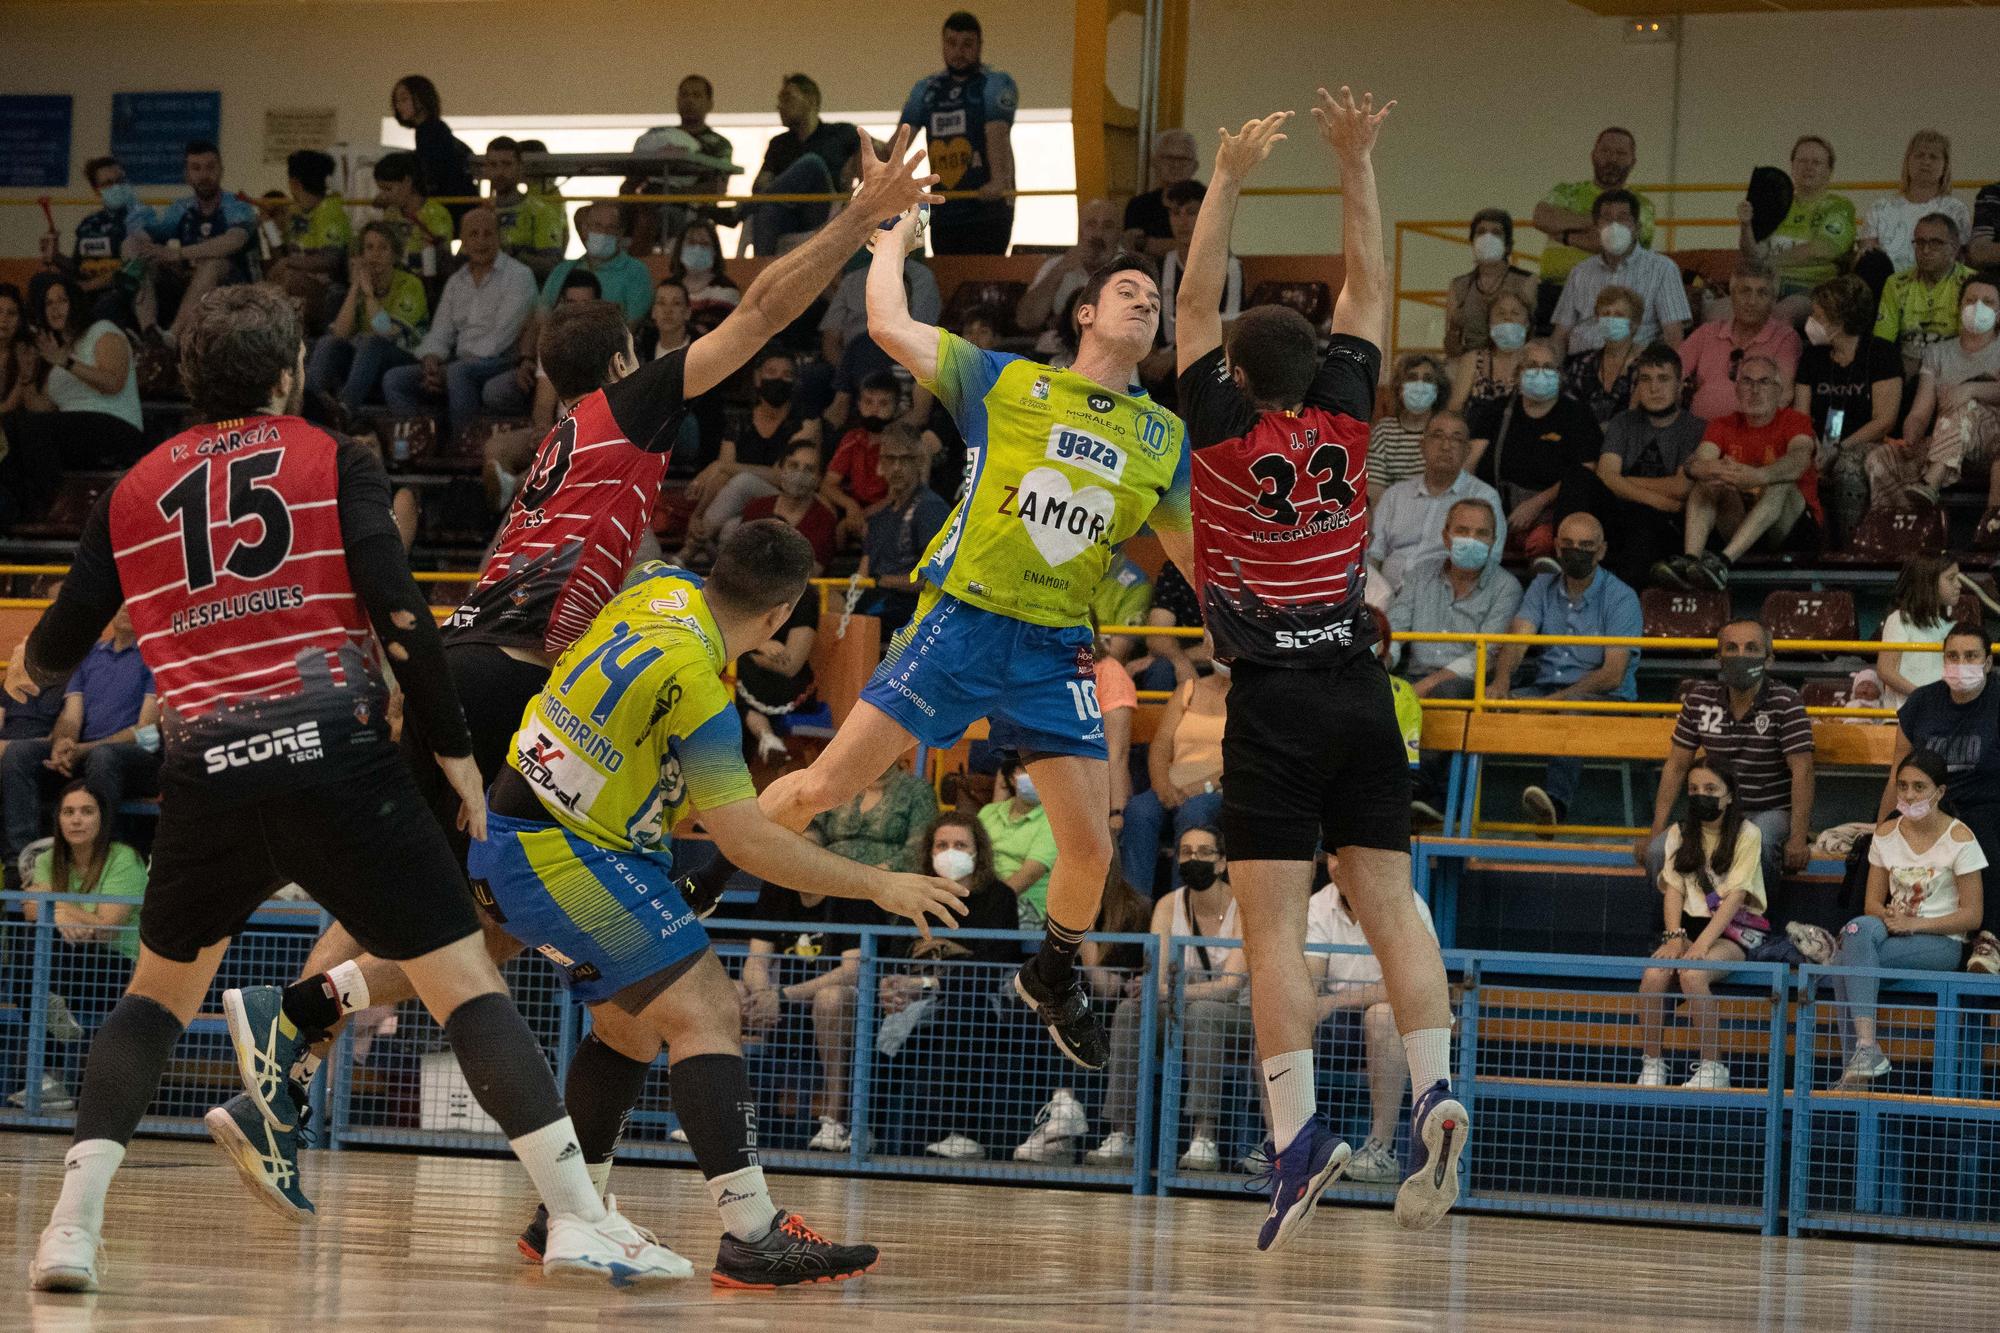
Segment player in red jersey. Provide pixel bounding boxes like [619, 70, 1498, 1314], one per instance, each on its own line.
[1172, 90, 1464, 1251]
[20, 286, 694, 1292]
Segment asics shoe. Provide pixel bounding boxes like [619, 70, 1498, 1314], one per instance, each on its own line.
[1395, 1080, 1468, 1231]
[205, 1084, 315, 1222]
[543, 1195, 692, 1288]
[712, 1211, 877, 1289]
[28, 1224, 102, 1293]
[223, 985, 307, 1130]
[1013, 963, 1108, 1070]
[1254, 1119, 1351, 1253]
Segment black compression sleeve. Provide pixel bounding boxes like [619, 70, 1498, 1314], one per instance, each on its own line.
[335, 442, 474, 758]
[25, 488, 123, 689]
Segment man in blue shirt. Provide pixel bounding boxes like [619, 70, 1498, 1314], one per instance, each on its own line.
[128, 140, 258, 346]
[1487, 511, 1643, 825]
[900, 10, 1018, 254]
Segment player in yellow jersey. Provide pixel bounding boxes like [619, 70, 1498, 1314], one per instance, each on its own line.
[693, 210, 1197, 1070]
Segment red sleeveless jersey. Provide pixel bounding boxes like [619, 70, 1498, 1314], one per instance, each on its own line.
[111, 415, 374, 721]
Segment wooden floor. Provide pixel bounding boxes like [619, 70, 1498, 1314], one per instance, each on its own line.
[0, 1132, 1980, 1331]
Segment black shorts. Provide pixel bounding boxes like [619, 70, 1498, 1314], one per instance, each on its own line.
[140, 751, 481, 964]
[1220, 653, 1412, 862]
[401, 641, 552, 861]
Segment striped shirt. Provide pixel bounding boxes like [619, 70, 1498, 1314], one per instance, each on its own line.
[1670, 678, 1814, 813]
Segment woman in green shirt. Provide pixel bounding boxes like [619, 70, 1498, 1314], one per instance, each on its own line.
[978, 760, 1060, 927]
[1740, 135, 1856, 319]
[306, 220, 431, 413]
[804, 759, 938, 872]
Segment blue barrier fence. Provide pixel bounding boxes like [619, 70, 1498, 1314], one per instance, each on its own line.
[2, 893, 1996, 1243]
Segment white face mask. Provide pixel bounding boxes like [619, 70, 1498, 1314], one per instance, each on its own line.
[1963, 300, 1998, 337]
[1599, 221, 1634, 257]
[1209, 660, 1231, 679]
[1804, 316, 1832, 347]
[1012, 771, 1040, 805]
[1471, 232, 1506, 264]
[1943, 662, 1987, 694]
[933, 847, 976, 881]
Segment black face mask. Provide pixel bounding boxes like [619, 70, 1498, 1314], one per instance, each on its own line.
[1557, 548, 1598, 581]
[757, 378, 793, 407]
[1687, 794, 1725, 824]
[1179, 860, 1219, 892]
[1719, 655, 1766, 692]
[858, 414, 892, 432]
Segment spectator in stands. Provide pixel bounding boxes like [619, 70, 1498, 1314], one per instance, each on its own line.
[1123, 129, 1199, 258]
[1881, 625, 2000, 923]
[390, 74, 475, 212]
[819, 251, 939, 427]
[1559, 283, 1643, 425]
[1367, 410, 1506, 604]
[9, 272, 143, 480]
[1657, 356, 1818, 591]
[742, 73, 865, 256]
[1018, 198, 1121, 355]
[739, 439, 839, 571]
[1869, 276, 2000, 513]
[1974, 177, 2000, 270]
[267, 149, 350, 285]
[308, 220, 430, 416]
[678, 350, 817, 563]
[1875, 213, 1975, 379]
[1832, 747, 1986, 1087]
[859, 426, 949, 635]
[734, 586, 823, 765]
[628, 75, 734, 254]
[483, 137, 566, 281]
[1679, 259, 1801, 424]
[821, 374, 902, 543]
[127, 140, 256, 345]
[1157, 179, 1241, 351]
[1638, 619, 1814, 891]
[1446, 208, 1538, 358]
[1490, 512, 1642, 825]
[666, 219, 742, 331]
[1467, 339, 1602, 563]
[980, 757, 1059, 927]
[554, 270, 602, 304]
[806, 757, 937, 871]
[741, 872, 886, 1153]
[1390, 498, 1523, 698]
[901, 10, 1018, 255]
[0, 284, 30, 417]
[1739, 136, 1855, 317]
[1445, 289, 1530, 416]
[1138, 562, 1212, 690]
[381, 206, 538, 440]
[9, 780, 147, 1111]
[1368, 352, 1449, 499]
[63, 157, 144, 322]
[636, 280, 691, 362]
[369, 151, 453, 278]
[1551, 190, 1688, 357]
[1636, 756, 1765, 1090]
[1090, 826, 1245, 1171]
[1118, 661, 1228, 894]
[540, 202, 654, 324]
[1858, 131, 1970, 280]
[1568, 342, 1698, 590]
[1798, 274, 1904, 545]
[1089, 556, 1153, 663]
[1878, 555, 1961, 711]
[1533, 128, 1656, 332]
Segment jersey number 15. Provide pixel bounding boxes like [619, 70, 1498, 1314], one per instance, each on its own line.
[156, 453, 295, 593]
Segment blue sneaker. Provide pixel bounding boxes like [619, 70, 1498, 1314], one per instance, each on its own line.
[1254, 1120, 1351, 1253]
[205, 1086, 315, 1222]
[1395, 1080, 1467, 1231]
[224, 985, 307, 1130]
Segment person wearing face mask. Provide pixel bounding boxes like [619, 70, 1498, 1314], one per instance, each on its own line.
[979, 758, 1061, 927]
[1445, 208, 1537, 358]
[65, 157, 148, 324]
[1868, 277, 2000, 514]
[1117, 661, 1229, 894]
[1635, 759, 1766, 1090]
[1464, 339, 1602, 562]
[1833, 748, 1988, 1087]
[736, 439, 839, 571]
[1532, 127, 1658, 329]
[1367, 351, 1450, 498]
[1549, 190, 1689, 360]
[678, 350, 821, 564]
[1795, 275, 1904, 546]
[1488, 512, 1642, 826]
[311, 222, 432, 416]
[1637, 619, 1814, 891]
[820, 373, 906, 544]
[536, 202, 655, 324]
[1559, 284, 1645, 425]
[668, 221, 743, 324]
[1676, 259, 1801, 424]
[1878, 555, 1965, 710]
[1367, 411, 1508, 605]
[1446, 289, 1531, 416]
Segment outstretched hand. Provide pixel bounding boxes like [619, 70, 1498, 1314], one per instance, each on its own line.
[1214, 111, 1292, 182]
[872, 871, 970, 941]
[1312, 85, 1394, 161]
[849, 125, 943, 229]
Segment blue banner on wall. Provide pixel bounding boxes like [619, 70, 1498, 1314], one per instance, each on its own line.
[0, 95, 73, 189]
[111, 91, 221, 184]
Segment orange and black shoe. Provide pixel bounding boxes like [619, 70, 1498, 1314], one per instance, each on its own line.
[712, 1211, 878, 1289]
[517, 1204, 549, 1263]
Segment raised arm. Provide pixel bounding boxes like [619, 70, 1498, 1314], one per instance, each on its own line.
[1177, 112, 1290, 375]
[868, 207, 939, 381]
[1315, 86, 1394, 347]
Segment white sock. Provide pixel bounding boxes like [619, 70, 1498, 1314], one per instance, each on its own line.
[325, 961, 371, 1017]
[50, 1139, 125, 1234]
[1261, 1049, 1316, 1154]
[707, 1164, 779, 1242]
[587, 1159, 613, 1199]
[509, 1117, 606, 1223]
[1403, 1028, 1452, 1091]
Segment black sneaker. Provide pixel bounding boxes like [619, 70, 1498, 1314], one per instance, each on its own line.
[1690, 552, 1730, 591]
[1013, 962, 1109, 1069]
[1649, 555, 1691, 590]
[712, 1211, 878, 1289]
[517, 1203, 549, 1263]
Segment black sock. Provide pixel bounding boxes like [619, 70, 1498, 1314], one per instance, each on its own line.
[565, 1034, 651, 1165]
[668, 1052, 760, 1180]
[281, 976, 341, 1034]
[1033, 916, 1088, 987]
[441, 992, 566, 1139]
[73, 994, 185, 1146]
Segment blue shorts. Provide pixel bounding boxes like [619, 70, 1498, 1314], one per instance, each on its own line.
[466, 809, 710, 1008]
[859, 588, 1108, 760]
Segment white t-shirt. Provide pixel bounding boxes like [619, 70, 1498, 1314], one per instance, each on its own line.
[1864, 194, 1973, 273]
[47, 319, 141, 431]
[1659, 820, 1768, 920]
[1868, 816, 1987, 941]
[1881, 610, 1952, 710]
[1306, 882, 1437, 987]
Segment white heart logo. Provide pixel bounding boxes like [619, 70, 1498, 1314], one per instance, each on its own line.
[1015, 466, 1115, 567]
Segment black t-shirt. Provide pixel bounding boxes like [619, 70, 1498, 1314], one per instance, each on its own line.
[734, 592, 818, 712]
[733, 405, 812, 468]
[1899, 680, 2000, 814]
[1466, 394, 1603, 495]
[751, 881, 885, 972]
[758, 122, 863, 185]
[1123, 189, 1171, 241]
[897, 876, 1019, 966]
[1150, 560, 1202, 627]
[1601, 408, 1705, 480]
[416, 118, 477, 219]
[1797, 337, 1902, 441]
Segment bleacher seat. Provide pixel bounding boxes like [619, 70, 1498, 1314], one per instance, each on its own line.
[1827, 504, 1947, 564]
[1246, 280, 1332, 329]
[1641, 587, 1728, 640]
[1762, 588, 1856, 643]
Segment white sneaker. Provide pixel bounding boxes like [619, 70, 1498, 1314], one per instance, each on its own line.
[1083, 1130, 1133, 1165]
[925, 1132, 984, 1160]
[28, 1223, 102, 1292]
[667, 1127, 688, 1144]
[1682, 1060, 1731, 1091]
[807, 1116, 851, 1152]
[1637, 1056, 1667, 1088]
[1346, 1138, 1401, 1184]
[1013, 1089, 1088, 1162]
[7, 1073, 74, 1111]
[1178, 1135, 1220, 1172]
[542, 1195, 693, 1288]
[45, 995, 83, 1044]
[1839, 1044, 1892, 1088]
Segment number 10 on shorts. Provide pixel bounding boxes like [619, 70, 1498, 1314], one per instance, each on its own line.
[1065, 680, 1101, 720]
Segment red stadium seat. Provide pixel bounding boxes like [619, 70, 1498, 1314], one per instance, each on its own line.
[1246, 280, 1332, 329]
[1762, 589, 1857, 644]
[1641, 587, 1728, 641]
[1828, 504, 1947, 564]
